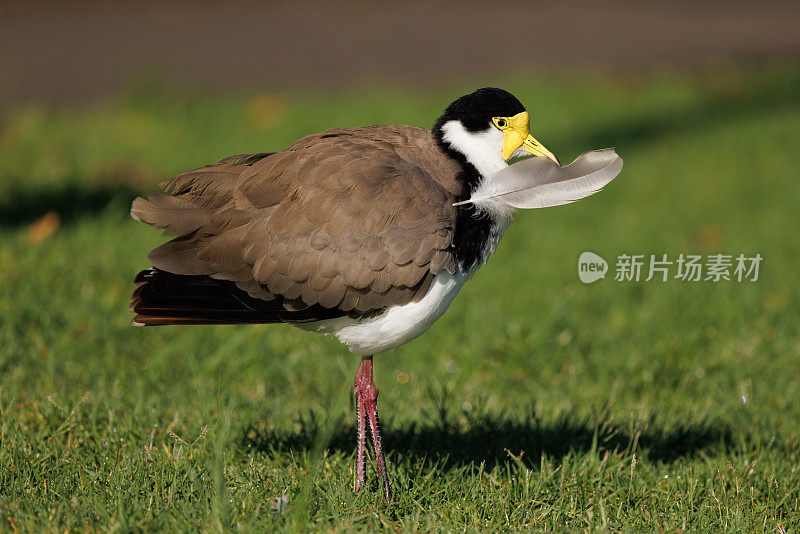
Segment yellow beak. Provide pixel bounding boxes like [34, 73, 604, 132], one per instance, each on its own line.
[502, 111, 560, 165]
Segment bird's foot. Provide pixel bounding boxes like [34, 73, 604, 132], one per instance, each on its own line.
[353, 356, 392, 502]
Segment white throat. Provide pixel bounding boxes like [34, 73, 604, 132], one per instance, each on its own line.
[440, 120, 507, 179]
[440, 120, 514, 267]
[440, 119, 515, 224]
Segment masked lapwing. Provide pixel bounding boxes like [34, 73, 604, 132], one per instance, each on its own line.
[130, 87, 622, 500]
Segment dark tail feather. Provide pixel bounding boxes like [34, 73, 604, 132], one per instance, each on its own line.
[130, 268, 344, 326]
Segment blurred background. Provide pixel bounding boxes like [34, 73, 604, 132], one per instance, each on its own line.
[2, 0, 799, 104]
[1, 1, 800, 530]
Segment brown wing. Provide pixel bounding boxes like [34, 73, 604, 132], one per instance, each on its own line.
[130, 125, 464, 323]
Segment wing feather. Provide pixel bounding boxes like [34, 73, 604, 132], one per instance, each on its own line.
[130, 127, 463, 319]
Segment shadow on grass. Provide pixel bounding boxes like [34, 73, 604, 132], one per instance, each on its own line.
[0, 183, 139, 228]
[240, 407, 734, 468]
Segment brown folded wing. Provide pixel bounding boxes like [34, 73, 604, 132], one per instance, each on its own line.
[130, 126, 464, 323]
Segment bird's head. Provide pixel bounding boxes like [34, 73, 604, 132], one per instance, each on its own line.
[433, 87, 559, 177]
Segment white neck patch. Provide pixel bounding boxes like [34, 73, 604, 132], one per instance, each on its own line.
[440, 120, 507, 179]
[440, 120, 515, 223]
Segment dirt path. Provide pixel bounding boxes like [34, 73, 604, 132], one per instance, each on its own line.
[2, 1, 799, 104]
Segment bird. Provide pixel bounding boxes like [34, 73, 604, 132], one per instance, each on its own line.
[129, 87, 620, 501]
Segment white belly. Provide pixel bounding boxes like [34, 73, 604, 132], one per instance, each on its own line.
[305, 127, 521, 354]
[301, 269, 470, 355]
[301, 215, 512, 355]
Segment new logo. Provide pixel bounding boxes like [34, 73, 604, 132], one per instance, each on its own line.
[578, 252, 608, 284]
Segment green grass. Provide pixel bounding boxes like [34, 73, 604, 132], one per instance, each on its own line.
[1, 63, 800, 531]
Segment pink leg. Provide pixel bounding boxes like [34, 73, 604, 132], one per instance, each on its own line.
[353, 356, 392, 501]
[354, 377, 367, 492]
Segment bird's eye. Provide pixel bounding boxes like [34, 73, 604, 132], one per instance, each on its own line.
[496, 119, 507, 128]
